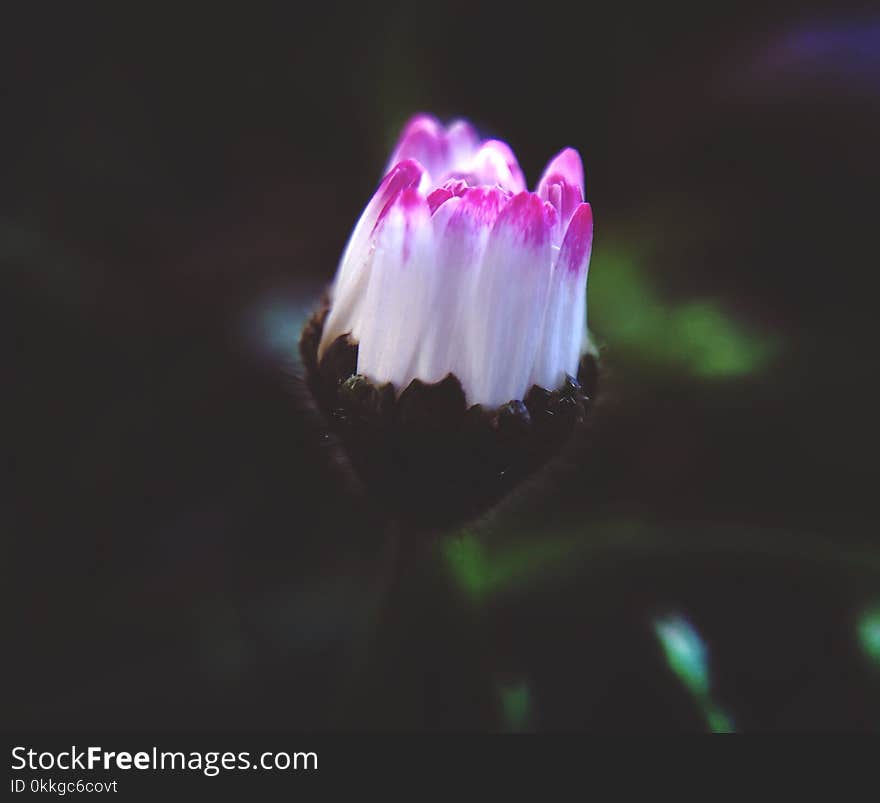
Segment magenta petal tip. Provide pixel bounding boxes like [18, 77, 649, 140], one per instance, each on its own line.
[559, 203, 594, 275]
[379, 158, 427, 192]
[540, 147, 585, 192]
[495, 192, 551, 246]
[454, 186, 507, 228]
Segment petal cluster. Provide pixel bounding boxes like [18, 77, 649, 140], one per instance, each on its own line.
[319, 114, 593, 408]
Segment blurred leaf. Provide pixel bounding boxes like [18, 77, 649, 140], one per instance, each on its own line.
[498, 681, 531, 732]
[590, 241, 777, 379]
[443, 519, 880, 605]
[705, 706, 736, 734]
[858, 604, 880, 665]
[653, 614, 736, 733]
[654, 615, 709, 698]
[441, 532, 579, 605]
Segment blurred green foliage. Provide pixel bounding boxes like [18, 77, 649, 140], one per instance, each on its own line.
[442, 532, 580, 605]
[859, 605, 880, 665]
[704, 707, 736, 734]
[443, 521, 880, 606]
[498, 681, 531, 732]
[589, 241, 777, 379]
[654, 615, 735, 733]
[440, 520, 880, 731]
[654, 615, 709, 698]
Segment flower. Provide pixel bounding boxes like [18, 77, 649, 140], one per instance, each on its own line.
[299, 115, 598, 529]
[318, 113, 593, 408]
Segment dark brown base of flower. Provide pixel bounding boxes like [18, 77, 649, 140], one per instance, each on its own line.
[299, 299, 598, 531]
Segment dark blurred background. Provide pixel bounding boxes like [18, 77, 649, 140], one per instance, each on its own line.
[5, 2, 879, 731]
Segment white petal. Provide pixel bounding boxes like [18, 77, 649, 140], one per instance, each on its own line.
[537, 149, 585, 246]
[530, 203, 594, 389]
[319, 160, 425, 357]
[537, 148, 585, 195]
[415, 187, 506, 392]
[356, 189, 436, 392]
[467, 192, 553, 407]
[384, 114, 445, 180]
[445, 119, 479, 168]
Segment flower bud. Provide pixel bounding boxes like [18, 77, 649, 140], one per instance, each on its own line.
[301, 115, 597, 529]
